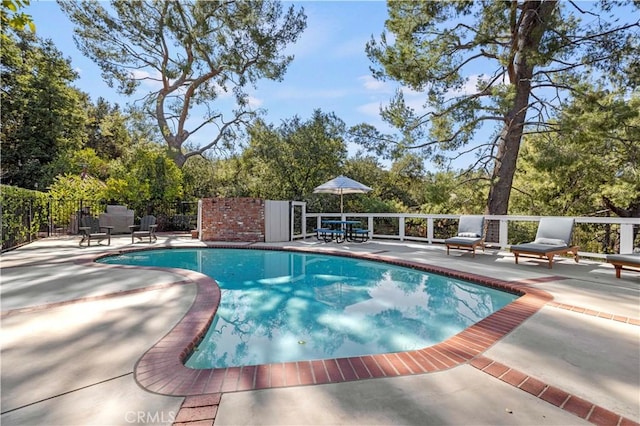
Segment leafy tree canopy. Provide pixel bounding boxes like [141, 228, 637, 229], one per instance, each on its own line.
[58, 0, 307, 167]
[354, 0, 639, 215]
[0, 29, 88, 189]
[242, 110, 348, 201]
[1, 0, 35, 33]
[512, 88, 640, 217]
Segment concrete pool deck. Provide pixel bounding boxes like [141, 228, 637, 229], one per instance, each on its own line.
[1, 234, 638, 425]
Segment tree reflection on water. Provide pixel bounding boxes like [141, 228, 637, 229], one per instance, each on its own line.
[98, 248, 516, 369]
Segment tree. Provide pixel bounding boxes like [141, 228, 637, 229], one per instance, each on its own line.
[182, 153, 220, 199]
[84, 98, 131, 160]
[512, 89, 640, 217]
[0, 29, 88, 189]
[1, 0, 35, 32]
[58, 0, 307, 167]
[341, 154, 390, 213]
[242, 110, 348, 201]
[106, 142, 183, 214]
[355, 1, 639, 215]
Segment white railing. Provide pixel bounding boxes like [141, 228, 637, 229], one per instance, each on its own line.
[294, 211, 639, 259]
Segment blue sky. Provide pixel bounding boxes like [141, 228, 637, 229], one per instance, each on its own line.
[25, 1, 407, 153]
[24, 1, 634, 171]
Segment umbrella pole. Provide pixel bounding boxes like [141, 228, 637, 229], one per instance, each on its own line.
[340, 191, 344, 214]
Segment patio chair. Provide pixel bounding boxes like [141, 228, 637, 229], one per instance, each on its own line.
[130, 215, 158, 243]
[444, 215, 485, 257]
[79, 216, 112, 246]
[510, 217, 579, 268]
[606, 252, 640, 278]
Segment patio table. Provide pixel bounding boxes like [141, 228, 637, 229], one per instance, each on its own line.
[321, 220, 363, 242]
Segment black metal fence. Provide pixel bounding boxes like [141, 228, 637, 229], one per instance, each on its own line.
[2, 195, 198, 252]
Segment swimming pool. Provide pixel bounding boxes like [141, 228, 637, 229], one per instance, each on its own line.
[99, 248, 518, 369]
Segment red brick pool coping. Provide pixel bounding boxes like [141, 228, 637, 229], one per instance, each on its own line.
[40, 245, 640, 426]
[124, 245, 555, 396]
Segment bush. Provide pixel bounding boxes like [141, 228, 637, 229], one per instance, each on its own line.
[1, 185, 49, 250]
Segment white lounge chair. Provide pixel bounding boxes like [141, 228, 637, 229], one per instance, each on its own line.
[444, 215, 485, 257]
[510, 217, 579, 268]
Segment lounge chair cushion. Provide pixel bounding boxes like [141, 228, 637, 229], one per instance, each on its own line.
[457, 216, 484, 237]
[606, 253, 640, 278]
[510, 242, 568, 253]
[606, 253, 640, 264]
[510, 217, 578, 268]
[458, 232, 481, 238]
[445, 236, 483, 245]
[533, 217, 574, 245]
[533, 238, 566, 246]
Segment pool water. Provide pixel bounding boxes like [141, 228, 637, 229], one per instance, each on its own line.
[99, 248, 517, 369]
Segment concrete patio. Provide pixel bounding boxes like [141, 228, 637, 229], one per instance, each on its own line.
[1, 234, 638, 425]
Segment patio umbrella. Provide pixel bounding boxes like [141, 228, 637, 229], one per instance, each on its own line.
[313, 175, 372, 213]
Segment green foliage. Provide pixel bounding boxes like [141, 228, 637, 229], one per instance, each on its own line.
[1, 0, 35, 32]
[105, 143, 184, 215]
[0, 185, 48, 250]
[84, 98, 131, 159]
[48, 174, 108, 201]
[420, 170, 488, 214]
[358, 0, 639, 214]
[1, 29, 88, 189]
[58, 0, 307, 166]
[242, 110, 348, 201]
[512, 89, 640, 218]
[182, 154, 220, 199]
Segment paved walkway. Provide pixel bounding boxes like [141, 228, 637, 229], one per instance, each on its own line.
[1, 235, 638, 426]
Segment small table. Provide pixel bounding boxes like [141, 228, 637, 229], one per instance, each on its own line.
[321, 220, 363, 242]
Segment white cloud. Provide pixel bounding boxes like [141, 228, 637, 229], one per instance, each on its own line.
[403, 89, 428, 112]
[247, 96, 263, 109]
[358, 75, 392, 93]
[271, 86, 350, 100]
[356, 101, 383, 118]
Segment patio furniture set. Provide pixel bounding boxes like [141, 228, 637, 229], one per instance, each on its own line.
[314, 220, 370, 243]
[442, 215, 637, 278]
[79, 206, 157, 246]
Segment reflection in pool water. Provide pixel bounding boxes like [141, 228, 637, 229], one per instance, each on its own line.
[99, 248, 517, 369]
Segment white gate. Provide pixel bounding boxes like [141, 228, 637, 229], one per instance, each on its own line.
[265, 200, 290, 242]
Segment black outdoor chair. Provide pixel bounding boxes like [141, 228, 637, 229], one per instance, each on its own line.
[79, 216, 112, 246]
[130, 215, 158, 243]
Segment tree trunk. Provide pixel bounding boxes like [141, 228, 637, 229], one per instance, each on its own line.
[486, 1, 557, 215]
[169, 146, 187, 168]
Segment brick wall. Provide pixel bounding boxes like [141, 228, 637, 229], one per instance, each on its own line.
[200, 198, 265, 242]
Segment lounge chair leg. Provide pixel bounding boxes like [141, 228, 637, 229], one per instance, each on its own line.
[547, 254, 554, 269]
[514, 253, 519, 264]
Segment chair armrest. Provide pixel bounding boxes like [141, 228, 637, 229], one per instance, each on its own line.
[129, 225, 140, 231]
[149, 224, 158, 230]
[100, 226, 113, 234]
